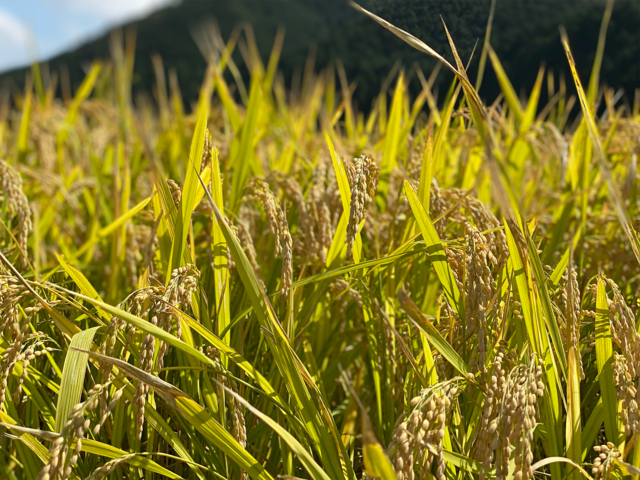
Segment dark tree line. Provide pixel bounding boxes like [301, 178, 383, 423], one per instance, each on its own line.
[2, 0, 638, 113]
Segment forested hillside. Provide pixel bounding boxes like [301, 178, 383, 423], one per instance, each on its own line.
[1, 0, 638, 111]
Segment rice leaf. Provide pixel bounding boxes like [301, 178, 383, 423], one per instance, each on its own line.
[17, 81, 32, 158]
[82, 440, 183, 479]
[398, 288, 471, 377]
[55, 326, 100, 432]
[230, 75, 263, 210]
[581, 398, 603, 460]
[210, 146, 231, 346]
[168, 105, 208, 275]
[0, 411, 50, 465]
[362, 408, 397, 480]
[486, 45, 523, 126]
[594, 277, 623, 447]
[326, 134, 362, 264]
[530, 457, 593, 480]
[75, 195, 153, 259]
[57, 62, 102, 160]
[200, 170, 351, 480]
[380, 73, 404, 178]
[561, 30, 640, 266]
[566, 342, 582, 480]
[79, 350, 275, 480]
[222, 383, 332, 480]
[404, 180, 464, 320]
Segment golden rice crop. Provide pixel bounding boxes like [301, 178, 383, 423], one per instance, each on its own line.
[0, 2, 638, 480]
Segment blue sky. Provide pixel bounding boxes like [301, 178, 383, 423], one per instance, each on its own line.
[0, 0, 176, 72]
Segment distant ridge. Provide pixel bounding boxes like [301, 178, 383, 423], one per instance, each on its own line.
[1, 0, 637, 111]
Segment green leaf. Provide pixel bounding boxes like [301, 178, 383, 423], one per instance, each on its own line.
[80, 350, 275, 480]
[530, 457, 593, 480]
[55, 326, 100, 432]
[582, 398, 603, 460]
[5, 366, 227, 480]
[525, 234, 568, 378]
[442, 449, 486, 476]
[223, 384, 332, 480]
[486, 45, 523, 127]
[594, 277, 623, 447]
[204, 176, 350, 480]
[362, 409, 397, 480]
[230, 75, 263, 210]
[326, 134, 362, 265]
[505, 222, 564, 474]
[566, 344, 582, 480]
[17, 83, 33, 157]
[210, 146, 231, 346]
[168, 105, 208, 275]
[586, 0, 615, 107]
[57, 254, 109, 321]
[398, 288, 471, 377]
[83, 439, 185, 479]
[561, 31, 640, 266]
[75, 195, 153, 259]
[57, 62, 102, 154]
[380, 73, 403, 178]
[214, 68, 241, 132]
[417, 84, 460, 210]
[549, 228, 582, 288]
[0, 411, 50, 465]
[404, 180, 464, 320]
[0, 251, 80, 337]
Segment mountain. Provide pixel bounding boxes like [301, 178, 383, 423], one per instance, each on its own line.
[1, 0, 638, 111]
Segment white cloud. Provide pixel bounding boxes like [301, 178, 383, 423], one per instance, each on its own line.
[0, 0, 176, 72]
[0, 9, 30, 70]
[0, 10, 25, 44]
[54, 0, 175, 22]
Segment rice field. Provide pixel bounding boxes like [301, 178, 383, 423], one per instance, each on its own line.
[0, 2, 638, 480]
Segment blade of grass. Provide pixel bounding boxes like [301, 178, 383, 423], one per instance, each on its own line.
[221, 383, 332, 480]
[210, 146, 231, 350]
[404, 180, 464, 320]
[586, 0, 615, 106]
[486, 45, 523, 126]
[561, 29, 640, 266]
[56, 62, 102, 163]
[168, 103, 208, 276]
[55, 326, 100, 432]
[78, 350, 275, 480]
[362, 411, 397, 480]
[530, 457, 593, 480]
[380, 72, 404, 178]
[230, 75, 263, 211]
[595, 277, 623, 447]
[203, 173, 351, 480]
[326, 135, 362, 265]
[398, 288, 471, 378]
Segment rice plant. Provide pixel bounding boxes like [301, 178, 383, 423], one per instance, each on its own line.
[0, 2, 638, 479]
